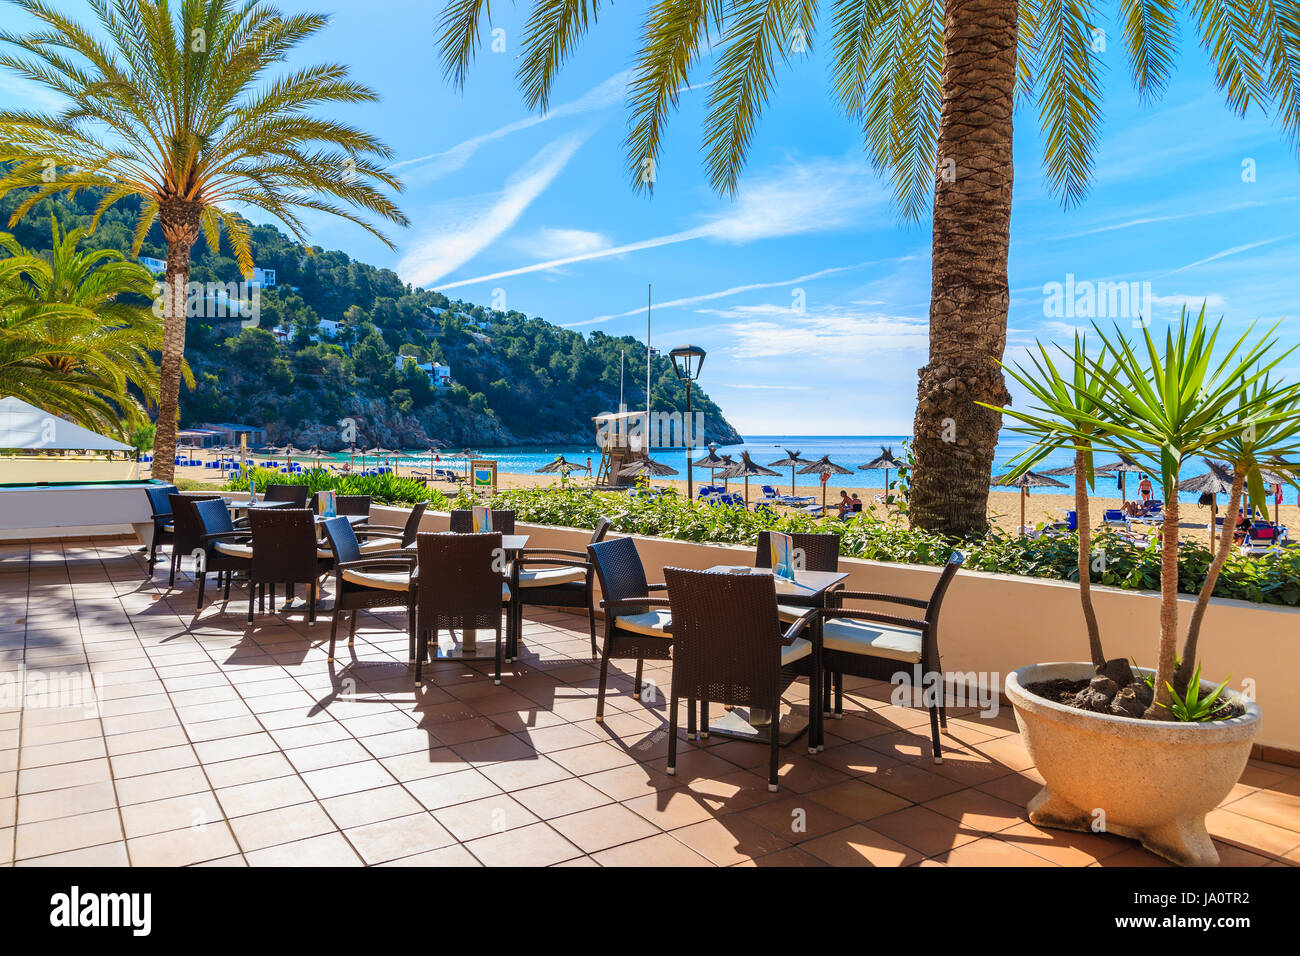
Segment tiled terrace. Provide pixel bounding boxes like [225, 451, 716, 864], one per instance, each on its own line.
[2, 537, 1297, 868]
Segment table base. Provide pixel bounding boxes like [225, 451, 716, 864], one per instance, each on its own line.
[706, 706, 811, 747]
[434, 629, 501, 660]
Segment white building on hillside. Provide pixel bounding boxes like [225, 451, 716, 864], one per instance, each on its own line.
[395, 356, 453, 387]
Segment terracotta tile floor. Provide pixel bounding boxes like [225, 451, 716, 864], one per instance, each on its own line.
[2, 537, 1298, 867]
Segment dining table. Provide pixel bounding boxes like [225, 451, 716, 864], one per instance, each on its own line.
[402, 533, 531, 660]
[699, 564, 848, 750]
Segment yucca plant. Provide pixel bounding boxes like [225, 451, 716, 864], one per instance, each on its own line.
[1178, 375, 1300, 693]
[0, 0, 408, 480]
[996, 307, 1296, 718]
[991, 333, 1118, 669]
[436, 0, 1300, 538]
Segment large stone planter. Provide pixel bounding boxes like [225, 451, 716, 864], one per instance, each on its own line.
[1005, 662, 1261, 866]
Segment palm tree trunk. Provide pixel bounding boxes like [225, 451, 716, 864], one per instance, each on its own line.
[1175, 473, 1244, 695]
[1144, 498, 1182, 719]
[1074, 450, 1104, 667]
[151, 202, 201, 484]
[908, 0, 1017, 538]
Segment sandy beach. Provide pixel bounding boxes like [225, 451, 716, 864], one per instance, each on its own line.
[166, 453, 1268, 541]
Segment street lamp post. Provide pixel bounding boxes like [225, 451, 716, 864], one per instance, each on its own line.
[669, 345, 707, 502]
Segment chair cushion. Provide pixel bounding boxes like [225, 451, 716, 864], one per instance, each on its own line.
[359, 536, 403, 554]
[517, 566, 586, 588]
[777, 603, 812, 624]
[213, 541, 252, 558]
[613, 609, 672, 636]
[782, 637, 813, 667]
[341, 569, 411, 591]
[821, 618, 922, 663]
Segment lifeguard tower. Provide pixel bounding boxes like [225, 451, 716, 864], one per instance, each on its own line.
[592, 409, 652, 488]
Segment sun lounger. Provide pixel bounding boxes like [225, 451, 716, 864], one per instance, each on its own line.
[1102, 509, 1130, 528]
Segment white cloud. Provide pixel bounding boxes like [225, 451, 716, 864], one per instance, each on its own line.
[1163, 234, 1300, 274]
[0, 74, 66, 111]
[436, 156, 885, 290]
[511, 226, 612, 260]
[397, 131, 591, 286]
[391, 71, 630, 182]
[700, 303, 929, 361]
[570, 257, 908, 327]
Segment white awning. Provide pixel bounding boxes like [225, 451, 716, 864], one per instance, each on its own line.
[0, 396, 133, 452]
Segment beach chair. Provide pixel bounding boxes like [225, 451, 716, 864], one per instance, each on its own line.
[760, 485, 781, 501]
[1102, 509, 1129, 528]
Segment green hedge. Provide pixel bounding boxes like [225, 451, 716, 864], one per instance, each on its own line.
[222, 473, 1300, 607]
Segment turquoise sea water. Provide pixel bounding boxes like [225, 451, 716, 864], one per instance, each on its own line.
[337, 434, 1259, 505]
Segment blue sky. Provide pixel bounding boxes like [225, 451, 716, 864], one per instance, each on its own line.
[2, 1, 1298, 435]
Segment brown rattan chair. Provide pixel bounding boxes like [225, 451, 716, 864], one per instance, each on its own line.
[264, 484, 309, 507]
[246, 508, 326, 624]
[166, 493, 221, 589]
[509, 518, 611, 659]
[817, 550, 964, 763]
[663, 566, 820, 792]
[144, 483, 177, 577]
[448, 509, 515, 533]
[193, 498, 253, 610]
[414, 531, 512, 686]
[351, 501, 427, 554]
[587, 535, 671, 722]
[321, 516, 416, 662]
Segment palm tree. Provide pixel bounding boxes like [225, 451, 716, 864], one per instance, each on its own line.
[0, 0, 408, 481]
[0, 219, 167, 435]
[435, 0, 1300, 536]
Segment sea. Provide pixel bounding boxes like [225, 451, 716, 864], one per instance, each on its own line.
[339, 433, 1248, 505]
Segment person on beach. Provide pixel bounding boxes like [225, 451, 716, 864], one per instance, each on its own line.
[1234, 509, 1253, 544]
[1139, 474, 1153, 503]
[850, 493, 863, 513]
[837, 491, 852, 519]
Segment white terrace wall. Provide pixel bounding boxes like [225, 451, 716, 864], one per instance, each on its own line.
[377, 506, 1300, 758]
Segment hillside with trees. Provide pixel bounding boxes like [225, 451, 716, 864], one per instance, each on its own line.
[0, 187, 742, 450]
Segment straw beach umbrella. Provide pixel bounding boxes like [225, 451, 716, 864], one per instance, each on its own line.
[858, 446, 905, 501]
[618, 457, 679, 485]
[1097, 455, 1144, 502]
[537, 455, 587, 480]
[993, 470, 1069, 536]
[717, 452, 778, 508]
[694, 444, 731, 495]
[1179, 460, 1234, 549]
[797, 455, 854, 514]
[767, 448, 808, 497]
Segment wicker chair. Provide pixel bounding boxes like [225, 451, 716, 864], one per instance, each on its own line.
[663, 566, 819, 792]
[246, 508, 326, 624]
[588, 536, 672, 722]
[817, 551, 964, 764]
[414, 531, 512, 686]
[144, 483, 177, 576]
[351, 501, 427, 554]
[166, 493, 221, 589]
[509, 518, 611, 659]
[264, 484, 308, 507]
[321, 516, 416, 662]
[193, 498, 252, 610]
[449, 509, 515, 533]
